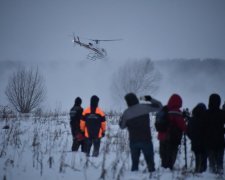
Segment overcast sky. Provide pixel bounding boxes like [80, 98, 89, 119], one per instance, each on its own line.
[1, 0, 225, 62]
[1, 0, 225, 111]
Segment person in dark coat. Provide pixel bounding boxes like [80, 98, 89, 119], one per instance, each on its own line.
[80, 95, 106, 157]
[157, 94, 187, 170]
[203, 93, 225, 174]
[187, 103, 207, 173]
[119, 93, 162, 172]
[70, 97, 85, 152]
[222, 101, 225, 111]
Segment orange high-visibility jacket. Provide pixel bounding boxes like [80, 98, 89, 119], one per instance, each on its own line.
[80, 107, 106, 138]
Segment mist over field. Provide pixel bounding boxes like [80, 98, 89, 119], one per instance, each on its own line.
[1, 58, 225, 112]
[154, 59, 225, 110]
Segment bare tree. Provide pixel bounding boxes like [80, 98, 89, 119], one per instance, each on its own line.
[5, 67, 46, 113]
[110, 58, 161, 106]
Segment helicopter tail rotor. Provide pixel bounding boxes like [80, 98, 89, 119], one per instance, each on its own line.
[72, 36, 76, 47]
[71, 34, 81, 46]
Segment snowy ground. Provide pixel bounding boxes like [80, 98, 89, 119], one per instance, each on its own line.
[0, 114, 224, 180]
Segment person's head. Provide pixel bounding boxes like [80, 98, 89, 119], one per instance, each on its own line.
[192, 103, 206, 118]
[90, 95, 99, 108]
[124, 93, 139, 107]
[167, 94, 182, 109]
[208, 93, 221, 110]
[74, 97, 82, 106]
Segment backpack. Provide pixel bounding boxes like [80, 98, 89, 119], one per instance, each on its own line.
[155, 106, 183, 132]
[155, 106, 184, 145]
[155, 106, 169, 132]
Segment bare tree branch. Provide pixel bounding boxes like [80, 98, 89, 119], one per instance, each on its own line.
[110, 58, 161, 107]
[5, 67, 46, 113]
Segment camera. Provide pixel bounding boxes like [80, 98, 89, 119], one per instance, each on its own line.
[139, 96, 146, 101]
[139, 95, 152, 101]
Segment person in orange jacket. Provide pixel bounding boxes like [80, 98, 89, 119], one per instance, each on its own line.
[80, 95, 106, 157]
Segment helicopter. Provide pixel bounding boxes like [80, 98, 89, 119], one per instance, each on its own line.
[72, 35, 122, 61]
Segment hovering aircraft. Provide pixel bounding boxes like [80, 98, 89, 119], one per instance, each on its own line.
[72, 35, 122, 61]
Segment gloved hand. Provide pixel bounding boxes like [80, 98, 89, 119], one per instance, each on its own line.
[76, 132, 85, 141]
[144, 95, 152, 101]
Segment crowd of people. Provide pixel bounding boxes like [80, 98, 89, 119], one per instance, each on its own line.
[69, 93, 225, 175]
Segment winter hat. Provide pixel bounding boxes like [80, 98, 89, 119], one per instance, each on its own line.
[208, 93, 221, 110]
[75, 97, 82, 106]
[124, 93, 139, 107]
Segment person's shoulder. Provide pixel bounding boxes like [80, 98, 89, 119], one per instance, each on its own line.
[219, 109, 225, 116]
[73, 106, 82, 110]
[83, 107, 91, 113]
[77, 106, 83, 113]
[139, 103, 152, 108]
[96, 107, 105, 116]
[96, 106, 104, 112]
[78, 106, 83, 110]
[167, 107, 181, 113]
[168, 109, 183, 119]
[122, 106, 132, 116]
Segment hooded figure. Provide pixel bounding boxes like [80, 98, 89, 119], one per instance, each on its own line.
[208, 93, 221, 110]
[70, 97, 83, 133]
[187, 103, 207, 173]
[158, 94, 186, 142]
[167, 94, 182, 110]
[75, 97, 82, 106]
[80, 95, 106, 157]
[205, 93, 224, 150]
[69, 97, 85, 152]
[158, 94, 187, 170]
[203, 93, 225, 174]
[125, 93, 139, 107]
[119, 92, 162, 172]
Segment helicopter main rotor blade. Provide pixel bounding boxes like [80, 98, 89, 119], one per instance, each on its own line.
[88, 38, 123, 42]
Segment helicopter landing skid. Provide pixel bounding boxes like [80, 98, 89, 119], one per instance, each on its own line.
[87, 52, 106, 61]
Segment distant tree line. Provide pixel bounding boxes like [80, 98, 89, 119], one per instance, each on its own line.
[154, 58, 225, 105]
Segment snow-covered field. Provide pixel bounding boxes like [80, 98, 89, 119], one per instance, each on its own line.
[0, 114, 224, 180]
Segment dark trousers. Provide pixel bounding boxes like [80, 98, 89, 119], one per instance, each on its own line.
[194, 151, 207, 173]
[207, 148, 224, 174]
[70, 127, 86, 152]
[72, 138, 86, 152]
[159, 140, 178, 170]
[129, 141, 155, 172]
[86, 138, 101, 157]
